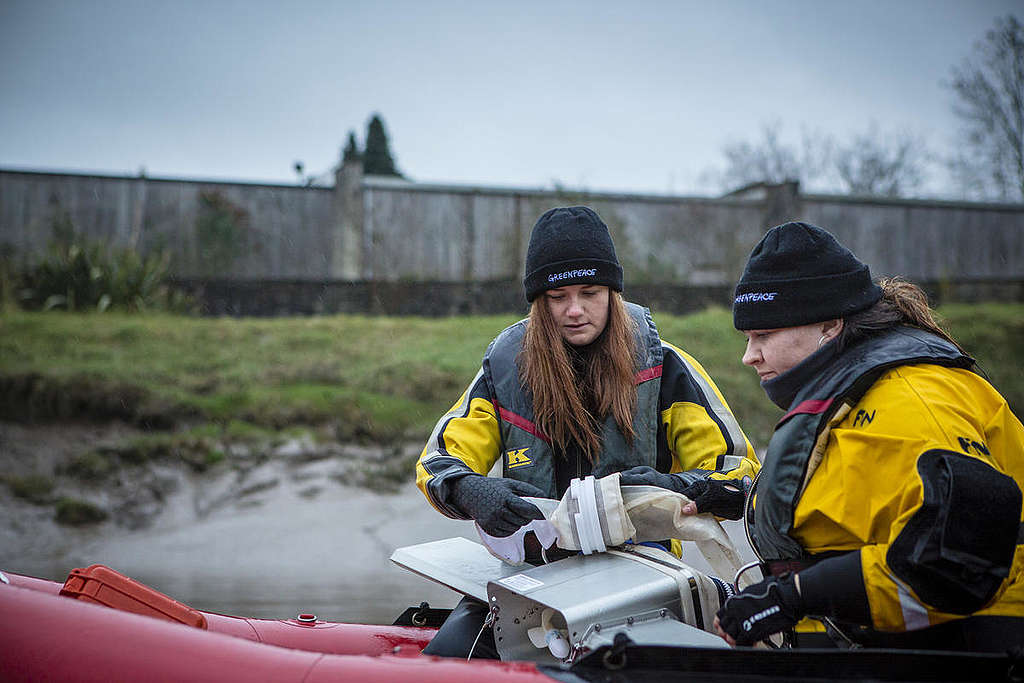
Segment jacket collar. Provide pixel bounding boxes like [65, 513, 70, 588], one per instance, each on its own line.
[762, 338, 841, 410]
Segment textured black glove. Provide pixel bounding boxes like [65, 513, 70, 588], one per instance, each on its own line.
[617, 466, 750, 520]
[716, 573, 804, 646]
[676, 476, 751, 520]
[450, 475, 546, 537]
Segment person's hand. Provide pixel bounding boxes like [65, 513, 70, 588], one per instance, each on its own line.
[676, 476, 751, 520]
[715, 573, 804, 646]
[617, 466, 750, 520]
[450, 475, 546, 537]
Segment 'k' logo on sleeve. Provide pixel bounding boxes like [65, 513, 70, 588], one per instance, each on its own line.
[506, 448, 533, 469]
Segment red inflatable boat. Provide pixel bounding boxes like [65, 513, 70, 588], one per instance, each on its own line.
[2, 563, 1019, 682]
[1, 565, 554, 682]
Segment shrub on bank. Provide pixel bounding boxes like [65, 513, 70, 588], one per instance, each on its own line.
[13, 236, 192, 314]
[3, 473, 55, 505]
[54, 497, 108, 526]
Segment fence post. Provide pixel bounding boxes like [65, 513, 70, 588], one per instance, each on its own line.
[761, 180, 802, 229]
[333, 157, 364, 280]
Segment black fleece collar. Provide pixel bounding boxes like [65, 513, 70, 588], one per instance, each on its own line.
[762, 338, 841, 410]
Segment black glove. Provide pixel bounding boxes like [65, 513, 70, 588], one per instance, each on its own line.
[450, 475, 546, 537]
[716, 573, 804, 646]
[676, 476, 751, 520]
[617, 466, 750, 520]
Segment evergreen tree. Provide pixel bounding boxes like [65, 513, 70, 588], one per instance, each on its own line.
[342, 130, 361, 164]
[363, 114, 401, 177]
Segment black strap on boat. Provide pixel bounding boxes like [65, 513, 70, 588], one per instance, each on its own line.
[601, 632, 632, 671]
[391, 602, 452, 628]
[562, 642, 1021, 681]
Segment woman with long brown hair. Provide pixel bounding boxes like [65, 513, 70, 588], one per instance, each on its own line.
[416, 206, 758, 657]
[714, 221, 1024, 652]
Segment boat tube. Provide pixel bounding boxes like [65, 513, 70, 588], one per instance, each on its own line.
[3, 474, 1021, 681]
[1, 566, 555, 682]
[4, 548, 1019, 683]
[2, 563, 1019, 682]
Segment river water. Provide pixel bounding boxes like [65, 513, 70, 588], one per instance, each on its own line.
[9, 481, 475, 624]
[8, 479, 756, 625]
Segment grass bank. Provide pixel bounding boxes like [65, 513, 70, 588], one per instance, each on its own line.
[1, 304, 1022, 449]
[0, 312, 518, 443]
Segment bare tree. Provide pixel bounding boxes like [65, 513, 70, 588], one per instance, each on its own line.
[948, 15, 1024, 201]
[833, 124, 929, 197]
[715, 121, 831, 190]
[710, 122, 929, 197]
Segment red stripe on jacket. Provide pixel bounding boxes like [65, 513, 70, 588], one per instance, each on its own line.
[497, 405, 552, 444]
[495, 363, 661, 443]
[635, 364, 663, 384]
[779, 398, 834, 425]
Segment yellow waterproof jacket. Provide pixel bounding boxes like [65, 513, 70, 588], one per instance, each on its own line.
[795, 362, 1024, 632]
[416, 311, 758, 521]
[752, 327, 1024, 635]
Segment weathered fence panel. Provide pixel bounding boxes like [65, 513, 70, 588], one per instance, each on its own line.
[802, 196, 1024, 282]
[2, 165, 1022, 315]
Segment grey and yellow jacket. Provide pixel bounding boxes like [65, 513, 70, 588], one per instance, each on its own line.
[416, 303, 758, 520]
[750, 326, 1024, 635]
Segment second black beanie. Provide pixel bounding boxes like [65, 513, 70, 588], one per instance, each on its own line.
[733, 221, 882, 330]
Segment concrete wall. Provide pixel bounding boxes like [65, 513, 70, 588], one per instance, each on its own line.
[358, 175, 774, 287]
[0, 170, 336, 278]
[801, 195, 1024, 282]
[356, 174, 1024, 288]
[2, 166, 1022, 315]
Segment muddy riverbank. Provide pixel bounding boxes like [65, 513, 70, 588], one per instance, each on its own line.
[1, 420, 478, 622]
[1, 420, 756, 624]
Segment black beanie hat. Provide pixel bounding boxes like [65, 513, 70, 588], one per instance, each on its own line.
[523, 206, 623, 302]
[733, 221, 882, 330]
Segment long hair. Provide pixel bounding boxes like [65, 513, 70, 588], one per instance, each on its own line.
[837, 277, 965, 353]
[520, 291, 639, 462]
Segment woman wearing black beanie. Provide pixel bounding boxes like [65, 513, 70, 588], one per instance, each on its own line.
[415, 206, 759, 658]
[716, 221, 1024, 652]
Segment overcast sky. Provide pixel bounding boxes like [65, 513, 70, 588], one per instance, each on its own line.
[1, 1, 1019, 197]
